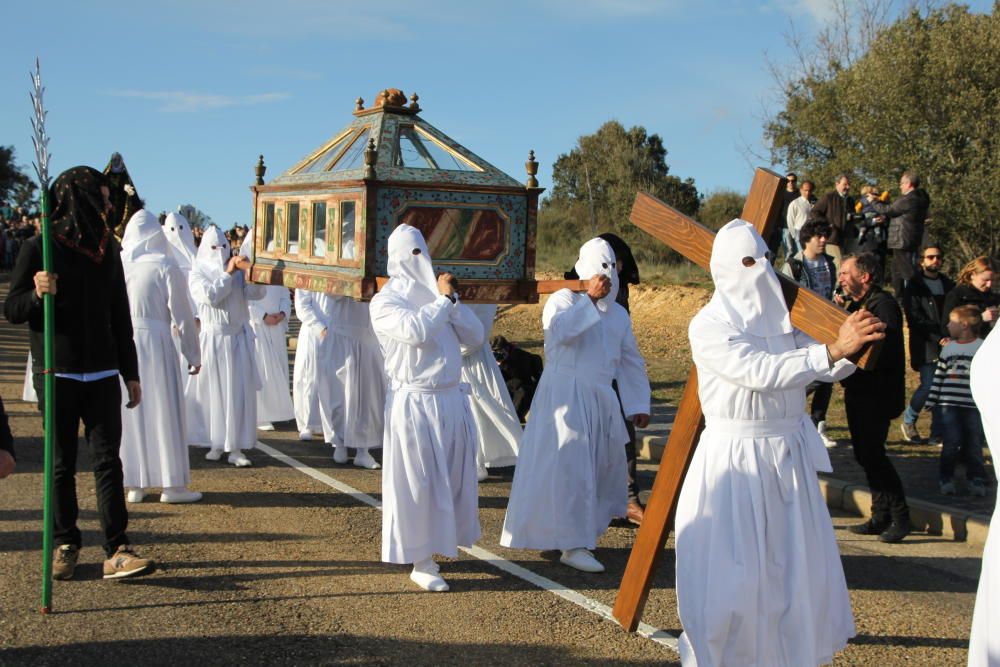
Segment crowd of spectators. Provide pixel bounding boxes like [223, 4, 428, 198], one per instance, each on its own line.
[775, 170, 998, 524]
[0, 201, 41, 271]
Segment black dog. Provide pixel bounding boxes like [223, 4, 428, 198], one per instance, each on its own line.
[490, 335, 543, 423]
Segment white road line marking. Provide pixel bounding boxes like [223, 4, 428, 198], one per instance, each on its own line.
[255, 441, 679, 652]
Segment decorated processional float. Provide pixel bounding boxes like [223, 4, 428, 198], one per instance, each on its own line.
[247, 87, 550, 303]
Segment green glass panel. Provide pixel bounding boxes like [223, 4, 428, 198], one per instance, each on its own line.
[287, 203, 300, 253]
[263, 203, 275, 252]
[340, 201, 356, 260]
[312, 201, 327, 257]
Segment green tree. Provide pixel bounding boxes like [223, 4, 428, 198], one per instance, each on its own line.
[698, 189, 747, 232]
[539, 120, 699, 267]
[0, 146, 37, 211]
[765, 2, 1000, 262]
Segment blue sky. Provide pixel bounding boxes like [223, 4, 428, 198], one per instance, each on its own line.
[1, 1, 991, 227]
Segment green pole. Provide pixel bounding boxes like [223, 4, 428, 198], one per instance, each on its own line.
[31, 59, 55, 614]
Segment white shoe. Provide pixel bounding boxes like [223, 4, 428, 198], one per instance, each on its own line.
[160, 487, 203, 504]
[228, 452, 252, 467]
[477, 465, 489, 482]
[298, 430, 313, 441]
[560, 548, 605, 573]
[353, 450, 380, 470]
[333, 445, 349, 464]
[817, 421, 837, 448]
[410, 558, 448, 592]
[205, 448, 223, 461]
[125, 488, 146, 503]
[257, 422, 275, 432]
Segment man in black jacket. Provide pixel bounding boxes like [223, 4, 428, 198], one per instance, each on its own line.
[808, 174, 857, 271]
[0, 396, 14, 479]
[900, 244, 953, 443]
[4, 166, 153, 580]
[838, 253, 911, 542]
[870, 171, 931, 300]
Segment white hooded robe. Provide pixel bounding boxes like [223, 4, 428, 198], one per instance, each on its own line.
[293, 288, 334, 437]
[461, 304, 521, 469]
[163, 211, 202, 442]
[370, 224, 484, 564]
[240, 232, 295, 425]
[501, 238, 650, 550]
[119, 210, 201, 488]
[674, 219, 856, 667]
[968, 328, 1000, 666]
[322, 296, 387, 450]
[185, 226, 264, 452]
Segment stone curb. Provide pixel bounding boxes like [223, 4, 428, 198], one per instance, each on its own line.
[638, 432, 992, 547]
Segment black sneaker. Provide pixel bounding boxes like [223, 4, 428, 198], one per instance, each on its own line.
[878, 521, 911, 543]
[848, 518, 890, 535]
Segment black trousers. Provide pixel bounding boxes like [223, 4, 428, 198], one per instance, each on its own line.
[806, 380, 833, 424]
[39, 375, 129, 557]
[890, 250, 916, 300]
[613, 380, 641, 504]
[844, 393, 909, 524]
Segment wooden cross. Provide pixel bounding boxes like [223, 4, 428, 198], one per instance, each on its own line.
[612, 167, 879, 631]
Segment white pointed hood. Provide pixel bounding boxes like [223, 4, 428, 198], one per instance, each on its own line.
[386, 224, 439, 305]
[709, 219, 792, 337]
[239, 226, 253, 259]
[194, 225, 231, 278]
[163, 212, 198, 271]
[121, 209, 173, 265]
[574, 237, 619, 313]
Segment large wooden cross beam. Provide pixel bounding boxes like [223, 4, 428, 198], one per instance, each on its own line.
[612, 167, 879, 631]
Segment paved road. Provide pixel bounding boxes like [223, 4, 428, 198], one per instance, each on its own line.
[0, 285, 986, 666]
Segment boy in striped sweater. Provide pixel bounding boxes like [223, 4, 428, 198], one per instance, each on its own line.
[926, 305, 989, 496]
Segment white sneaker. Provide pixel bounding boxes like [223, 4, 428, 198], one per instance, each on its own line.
[332, 445, 349, 464]
[205, 448, 223, 461]
[257, 422, 275, 432]
[477, 465, 489, 482]
[353, 450, 380, 469]
[125, 488, 146, 503]
[298, 430, 314, 441]
[410, 558, 448, 592]
[228, 452, 252, 467]
[817, 421, 837, 449]
[160, 487, 203, 504]
[560, 548, 605, 573]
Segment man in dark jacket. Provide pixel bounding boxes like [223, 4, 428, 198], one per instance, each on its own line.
[808, 174, 857, 270]
[0, 396, 14, 479]
[4, 166, 153, 581]
[900, 244, 953, 443]
[838, 253, 910, 543]
[870, 171, 931, 300]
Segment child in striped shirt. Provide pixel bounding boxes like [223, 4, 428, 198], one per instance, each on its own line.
[925, 305, 988, 496]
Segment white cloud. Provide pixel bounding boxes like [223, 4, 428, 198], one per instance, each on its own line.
[110, 90, 290, 113]
[539, 0, 689, 18]
[765, 0, 838, 24]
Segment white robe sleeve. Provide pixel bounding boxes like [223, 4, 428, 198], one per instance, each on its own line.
[450, 301, 485, 349]
[167, 265, 201, 368]
[248, 293, 267, 322]
[370, 292, 453, 346]
[190, 270, 233, 307]
[691, 315, 834, 392]
[792, 329, 856, 382]
[243, 276, 266, 301]
[615, 317, 651, 418]
[296, 290, 329, 333]
[542, 289, 601, 346]
[277, 288, 291, 318]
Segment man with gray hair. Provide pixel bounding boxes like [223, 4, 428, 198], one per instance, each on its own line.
[868, 171, 931, 299]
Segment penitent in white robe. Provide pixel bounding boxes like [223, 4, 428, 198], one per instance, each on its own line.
[248, 285, 295, 424]
[675, 307, 856, 667]
[163, 212, 202, 442]
[292, 289, 334, 437]
[461, 304, 521, 469]
[322, 296, 386, 450]
[119, 211, 201, 488]
[186, 231, 264, 453]
[22, 352, 36, 403]
[968, 330, 1000, 666]
[500, 288, 650, 550]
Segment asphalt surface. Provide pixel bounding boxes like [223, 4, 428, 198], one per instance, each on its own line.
[0, 283, 988, 666]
